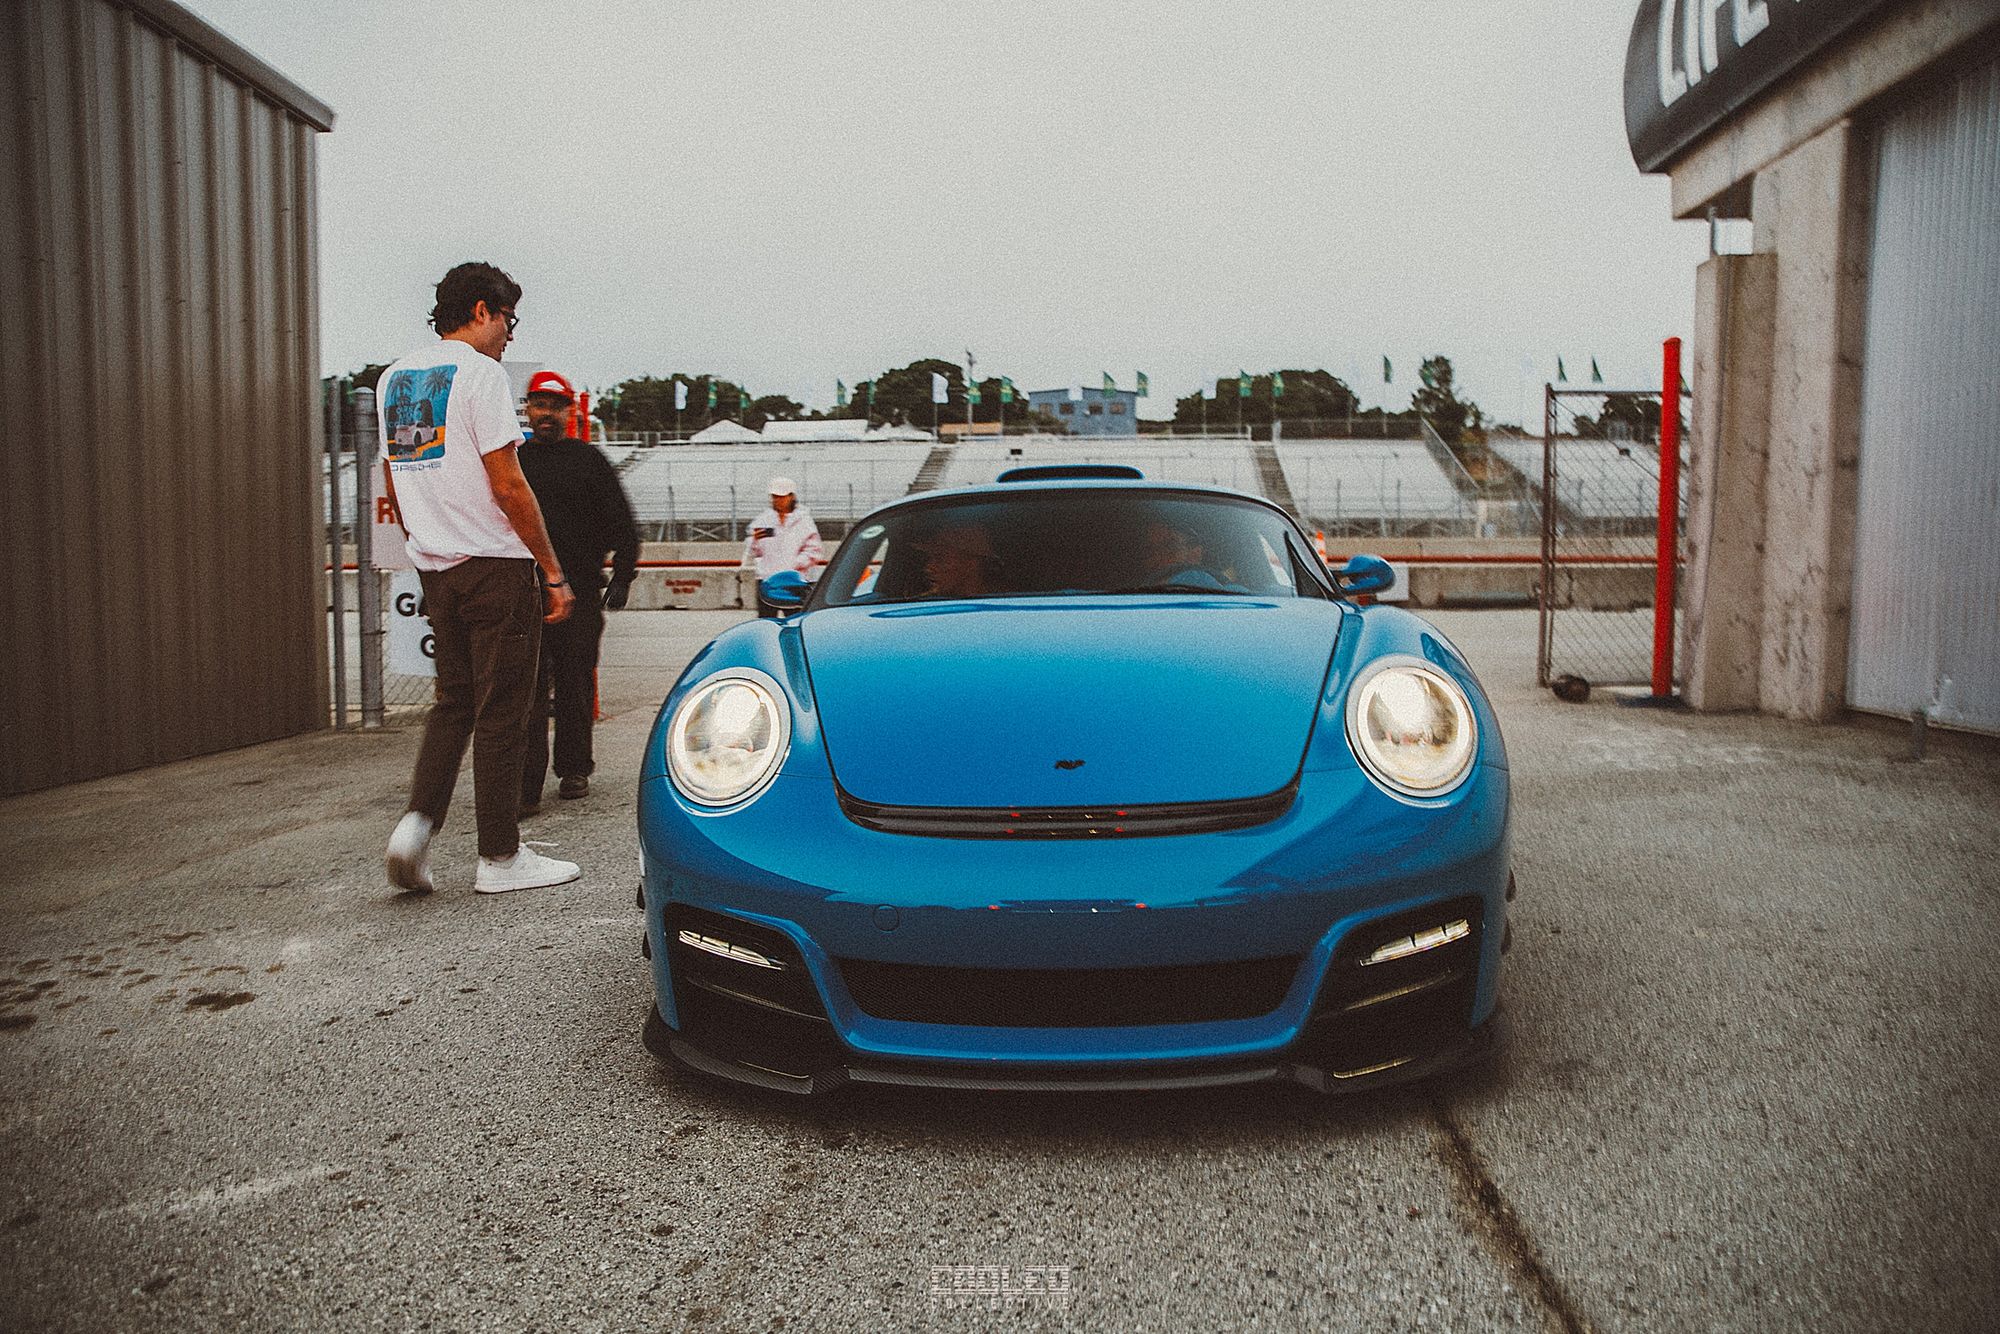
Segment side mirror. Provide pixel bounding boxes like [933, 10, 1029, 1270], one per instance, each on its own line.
[1333, 554, 1395, 597]
[759, 570, 809, 613]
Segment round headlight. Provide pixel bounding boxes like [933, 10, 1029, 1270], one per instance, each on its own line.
[1345, 658, 1478, 797]
[666, 670, 790, 806]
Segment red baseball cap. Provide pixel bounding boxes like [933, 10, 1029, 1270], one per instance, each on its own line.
[525, 370, 574, 401]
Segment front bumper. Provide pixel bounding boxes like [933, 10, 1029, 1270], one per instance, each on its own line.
[637, 759, 1511, 1096]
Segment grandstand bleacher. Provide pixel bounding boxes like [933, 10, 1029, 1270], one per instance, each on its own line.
[617, 444, 929, 532]
[1487, 435, 1669, 527]
[1276, 441, 1472, 532]
[328, 434, 1508, 540]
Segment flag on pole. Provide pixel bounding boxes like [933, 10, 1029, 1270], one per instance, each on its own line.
[1556, 357, 1568, 383]
[968, 383, 982, 405]
[1068, 385, 1083, 402]
[675, 379, 688, 411]
[1135, 371, 1148, 398]
[836, 379, 847, 408]
[1238, 370, 1251, 398]
[1102, 372, 1115, 398]
[739, 388, 750, 412]
[1000, 377, 1015, 404]
[930, 372, 948, 404]
[1419, 362, 1438, 390]
[1202, 381, 1216, 401]
[1589, 357, 1603, 384]
[1272, 371, 1285, 398]
[706, 381, 718, 409]
[1383, 356, 1392, 384]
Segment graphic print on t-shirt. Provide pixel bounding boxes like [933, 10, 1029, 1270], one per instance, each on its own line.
[381, 364, 456, 463]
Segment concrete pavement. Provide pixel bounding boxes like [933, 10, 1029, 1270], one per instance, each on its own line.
[1, 609, 1995, 1332]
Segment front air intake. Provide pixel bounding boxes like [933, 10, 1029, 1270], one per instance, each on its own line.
[836, 955, 1304, 1027]
[1297, 896, 1485, 1077]
[662, 905, 844, 1078]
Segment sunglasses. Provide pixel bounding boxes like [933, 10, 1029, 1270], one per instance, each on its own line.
[499, 307, 519, 335]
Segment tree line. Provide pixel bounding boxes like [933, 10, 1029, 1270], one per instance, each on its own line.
[1170, 357, 1482, 444]
[343, 354, 1485, 442]
[591, 360, 1067, 435]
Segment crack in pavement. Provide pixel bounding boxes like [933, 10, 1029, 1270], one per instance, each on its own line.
[1428, 1099, 1594, 1334]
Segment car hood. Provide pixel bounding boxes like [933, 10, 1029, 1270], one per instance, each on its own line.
[799, 598, 1340, 807]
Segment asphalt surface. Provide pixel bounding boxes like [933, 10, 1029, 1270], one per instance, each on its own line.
[1, 608, 1995, 1333]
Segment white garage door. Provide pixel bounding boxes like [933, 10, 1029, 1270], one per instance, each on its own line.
[1847, 52, 2000, 734]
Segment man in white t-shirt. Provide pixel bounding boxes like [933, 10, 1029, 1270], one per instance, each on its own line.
[377, 261, 582, 896]
[741, 476, 825, 616]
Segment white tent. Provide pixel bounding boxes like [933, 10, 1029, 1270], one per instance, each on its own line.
[500, 360, 545, 405]
[688, 418, 762, 444]
[865, 424, 936, 442]
[761, 419, 874, 443]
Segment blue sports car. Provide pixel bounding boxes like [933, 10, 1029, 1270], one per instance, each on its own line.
[637, 466, 1512, 1095]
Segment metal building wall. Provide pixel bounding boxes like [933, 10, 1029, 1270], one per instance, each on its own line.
[1847, 50, 2000, 733]
[0, 0, 331, 794]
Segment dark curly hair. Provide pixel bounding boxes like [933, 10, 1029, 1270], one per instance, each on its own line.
[429, 261, 521, 334]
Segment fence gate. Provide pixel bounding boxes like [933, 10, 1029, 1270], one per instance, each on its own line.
[325, 378, 436, 727]
[1537, 387, 1686, 688]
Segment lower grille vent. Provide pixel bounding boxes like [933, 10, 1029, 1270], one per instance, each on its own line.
[837, 955, 1302, 1027]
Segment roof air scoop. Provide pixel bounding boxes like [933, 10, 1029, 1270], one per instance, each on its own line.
[996, 464, 1145, 483]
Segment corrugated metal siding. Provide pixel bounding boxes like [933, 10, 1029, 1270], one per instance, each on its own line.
[0, 0, 326, 795]
[1847, 49, 2000, 733]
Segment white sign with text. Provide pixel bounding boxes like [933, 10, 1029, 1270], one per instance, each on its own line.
[387, 569, 435, 678]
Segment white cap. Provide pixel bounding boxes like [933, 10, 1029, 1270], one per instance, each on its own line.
[768, 476, 796, 497]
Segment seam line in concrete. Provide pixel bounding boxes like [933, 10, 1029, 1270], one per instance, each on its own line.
[1428, 1100, 1594, 1334]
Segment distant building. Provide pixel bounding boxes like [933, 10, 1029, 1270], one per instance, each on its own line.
[1028, 387, 1139, 437]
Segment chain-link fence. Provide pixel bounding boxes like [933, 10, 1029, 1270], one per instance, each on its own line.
[1534, 387, 1689, 688]
[324, 377, 435, 727]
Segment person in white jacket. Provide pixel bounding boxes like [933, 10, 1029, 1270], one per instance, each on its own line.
[742, 477, 825, 616]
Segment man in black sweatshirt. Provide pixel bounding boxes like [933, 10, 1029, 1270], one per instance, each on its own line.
[516, 370, 639, 810]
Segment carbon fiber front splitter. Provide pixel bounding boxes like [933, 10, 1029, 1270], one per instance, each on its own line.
[642, 1005, 1497, 1098]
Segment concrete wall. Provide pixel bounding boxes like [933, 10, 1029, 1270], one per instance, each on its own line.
[334, 538, 1618, 615]
[337, 543, 754, 613]
[1749, 121, 1873, 720]
[1677, 120, 1872, 720]
[1682, 253, 1776, 710]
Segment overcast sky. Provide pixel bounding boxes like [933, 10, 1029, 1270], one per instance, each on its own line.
[184, 0, 1706, 426]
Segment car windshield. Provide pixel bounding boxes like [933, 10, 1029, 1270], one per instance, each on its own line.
[814, 489, 1327, 607]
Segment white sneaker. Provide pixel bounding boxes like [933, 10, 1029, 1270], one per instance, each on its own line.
[474, 844, 581, 895]
[385, 812, 435, 894]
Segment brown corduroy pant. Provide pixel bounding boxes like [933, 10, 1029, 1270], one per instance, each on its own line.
[407, 556, 541, 858]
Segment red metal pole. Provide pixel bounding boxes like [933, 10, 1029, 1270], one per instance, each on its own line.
[1651, 338, 1682, 697]
[579, 390, 592, 443]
